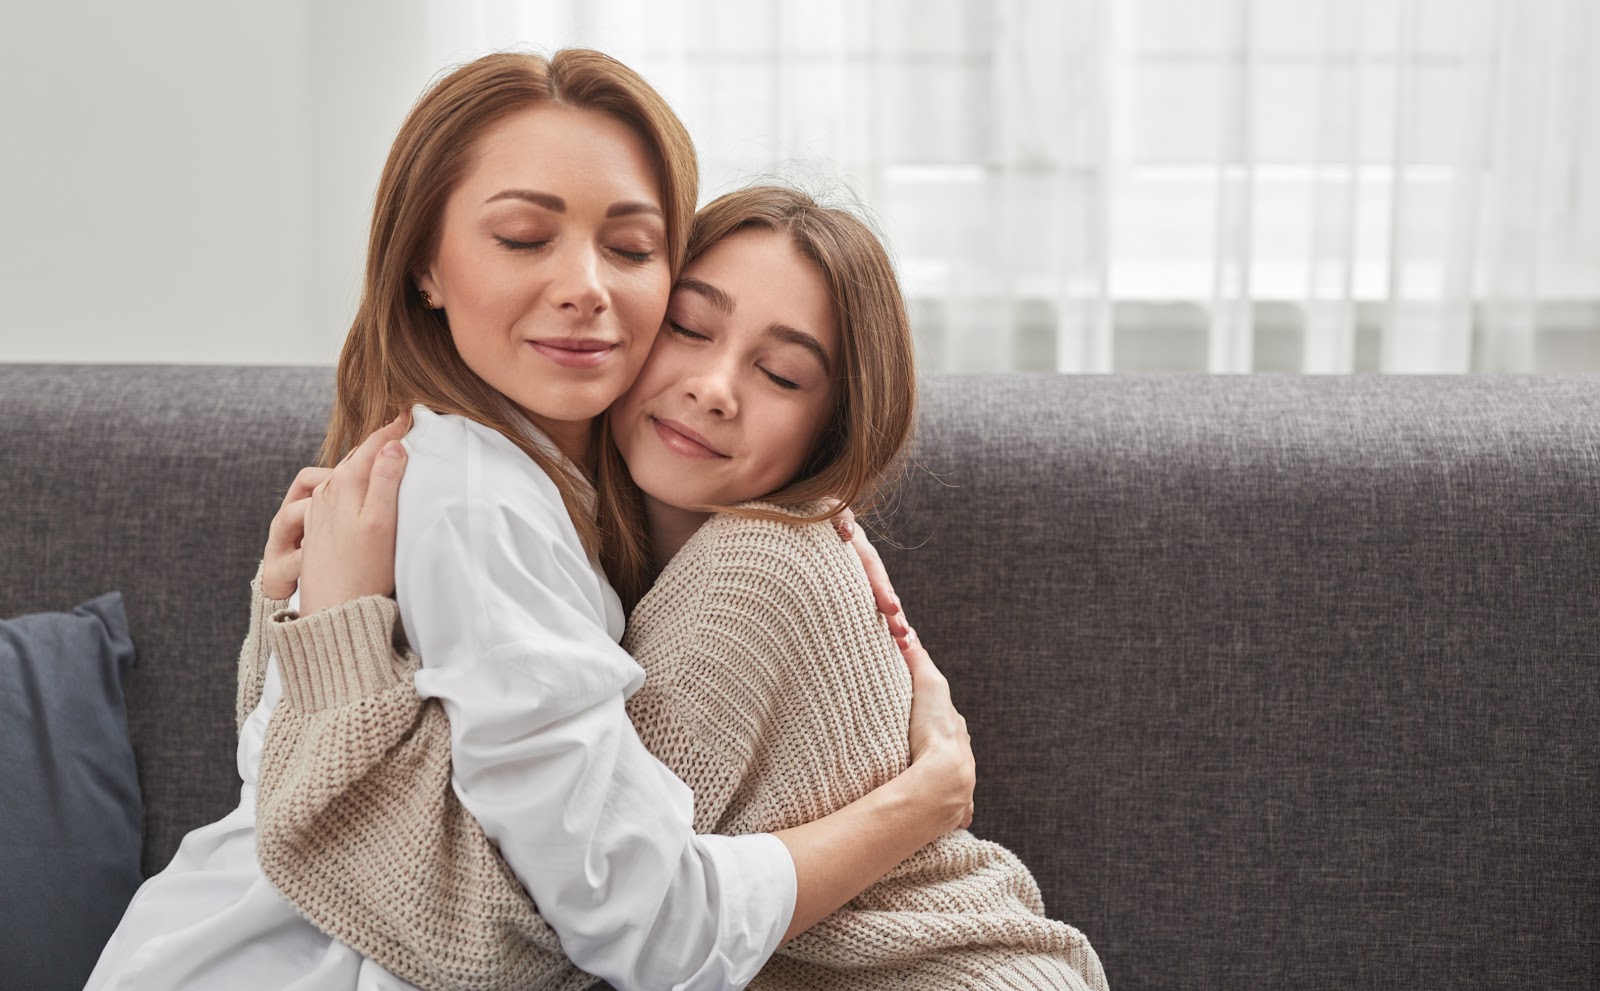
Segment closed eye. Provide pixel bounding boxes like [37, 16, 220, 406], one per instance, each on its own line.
[763, 369, 800, 390]
[612, 247, 654, 263]
[668, 321, 708, 341]
[495, 236, 548, 251]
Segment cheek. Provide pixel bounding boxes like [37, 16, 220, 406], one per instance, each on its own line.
[623, 324, 662, 381]
[795, 394, 836, 458]
[754, 402, 833, 486]
[616, 267, 672, 324]
[612, 358, 674, 451]
[631, 334, 693, 390]
[433, 235, 482, 293]
[438, 255, 511, 318]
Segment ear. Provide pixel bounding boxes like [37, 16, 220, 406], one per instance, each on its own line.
[414, 265, 441, 307]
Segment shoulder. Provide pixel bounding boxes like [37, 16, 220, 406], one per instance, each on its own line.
[394, 409, 622, 647]
[699, 503, 848, 565]
[685, 504, 866, 610]
[398, 405, 573, 539]
[642, 504, 899, 695]
[401, 405, 561, 498]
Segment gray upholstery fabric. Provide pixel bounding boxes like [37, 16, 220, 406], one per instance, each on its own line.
[876, 374, 1600, 990]
[1, 365, 1595, 990]
[0, 365, 332, 878]
[0, 593, 140, 991]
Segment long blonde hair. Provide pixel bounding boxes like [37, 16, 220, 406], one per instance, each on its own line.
[320, 50, 697, 562]
[602, 185, 918, 606]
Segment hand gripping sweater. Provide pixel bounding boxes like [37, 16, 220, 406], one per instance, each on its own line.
[245, 507, 1109, 991]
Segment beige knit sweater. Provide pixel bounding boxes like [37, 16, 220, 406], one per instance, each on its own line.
[243, 507, 1108, 991]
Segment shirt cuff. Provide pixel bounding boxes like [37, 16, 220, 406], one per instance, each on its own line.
[696, 831, 797, 987]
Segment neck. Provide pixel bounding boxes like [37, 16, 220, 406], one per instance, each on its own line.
[644, 494, 712, 572]
[528, 414, 597, 472]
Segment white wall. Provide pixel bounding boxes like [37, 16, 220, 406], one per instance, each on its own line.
[0, 1, 430, 364]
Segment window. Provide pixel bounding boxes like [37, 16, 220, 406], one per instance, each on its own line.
[431, 0, 1600, 373]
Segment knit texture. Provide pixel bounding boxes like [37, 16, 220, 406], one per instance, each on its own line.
[246, 506, 1107, 990]
[624, 508, 1107, 991]
[235, 562, 289, 733]
[253, 595, 593, 991]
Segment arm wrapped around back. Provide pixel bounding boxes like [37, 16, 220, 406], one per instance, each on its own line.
[244, 501, 1108, 991]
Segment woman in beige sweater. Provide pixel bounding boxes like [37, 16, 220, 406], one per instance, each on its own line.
[255, 186, 1108, 990]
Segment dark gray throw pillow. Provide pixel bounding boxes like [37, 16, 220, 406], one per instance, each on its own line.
[0, 593, 141, 991]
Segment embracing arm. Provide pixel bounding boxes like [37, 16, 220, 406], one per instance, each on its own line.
[249, 420, 581, 991]
[395, 451, 794, 991]
[257, 595, 969, 968]
[255, 598, 585, 991]
[643, 512, 972, 944]
[773, 638, 971, 940]
[257, 415, 789, 990]
[256, 413, 973, 990]
[236, 462, 335, 730]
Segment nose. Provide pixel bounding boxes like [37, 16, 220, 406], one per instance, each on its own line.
[684, 356, 738, 419]
[549, 241, 608, 319]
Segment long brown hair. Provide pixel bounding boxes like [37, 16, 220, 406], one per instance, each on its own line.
[602, 185, 918, 606]
[320, 50, 697, 561]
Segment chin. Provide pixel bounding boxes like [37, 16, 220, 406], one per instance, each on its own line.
[528, 384, 623, 424]
[629, 464, 712, 511]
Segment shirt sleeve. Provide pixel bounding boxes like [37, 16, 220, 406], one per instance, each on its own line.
[395, 421, 796, 991]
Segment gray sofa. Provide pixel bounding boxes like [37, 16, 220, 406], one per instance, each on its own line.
[2, 364, 1596, 989]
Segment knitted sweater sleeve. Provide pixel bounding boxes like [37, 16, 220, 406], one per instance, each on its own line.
[235, 561, 290, 733]
[253, 595, 594, 991]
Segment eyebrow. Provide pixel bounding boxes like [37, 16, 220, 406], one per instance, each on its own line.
[766, 322, 832, 375]
[483, 189, 663, 221]
[606, 201, 664, 220]
[675, 276, 734, 314]
[484, 189, 565, 210]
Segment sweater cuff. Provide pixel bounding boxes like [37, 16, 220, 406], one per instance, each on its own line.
[268, 596, 408, 712]
[251, 561, 294, 626]
[237, 561, 294, 732]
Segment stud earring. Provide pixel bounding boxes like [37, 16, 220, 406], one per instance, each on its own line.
[419, 290, 435, 309]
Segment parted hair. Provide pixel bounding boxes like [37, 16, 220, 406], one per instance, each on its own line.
[318, 49, 697, 560]
[600, 185, 918, 606]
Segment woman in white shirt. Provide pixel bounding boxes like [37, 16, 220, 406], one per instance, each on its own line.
[88, 49, 974, 991]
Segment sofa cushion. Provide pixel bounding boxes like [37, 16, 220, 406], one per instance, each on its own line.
[0, 593, 142, 991]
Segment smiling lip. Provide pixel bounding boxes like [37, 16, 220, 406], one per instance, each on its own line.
[651, 416, 729, 459]
[527, 338, 618, 369]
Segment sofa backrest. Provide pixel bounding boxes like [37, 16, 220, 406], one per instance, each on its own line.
[2, 365, 1596, 990]
[1, 365, 332, 875]
[877, 375, 1599, 990]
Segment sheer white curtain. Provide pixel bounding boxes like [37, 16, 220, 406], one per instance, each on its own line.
[424, 0, 1600, 374]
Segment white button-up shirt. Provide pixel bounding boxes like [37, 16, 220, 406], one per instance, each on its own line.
[399, 407, 796, 989]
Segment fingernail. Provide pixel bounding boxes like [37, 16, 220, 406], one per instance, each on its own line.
[382, 441, 404, 458]
[891, 595, 902, 612]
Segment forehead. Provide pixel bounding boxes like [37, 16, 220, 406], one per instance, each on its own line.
[457, 104, 662, 207]
[681, 229, 839, 354]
